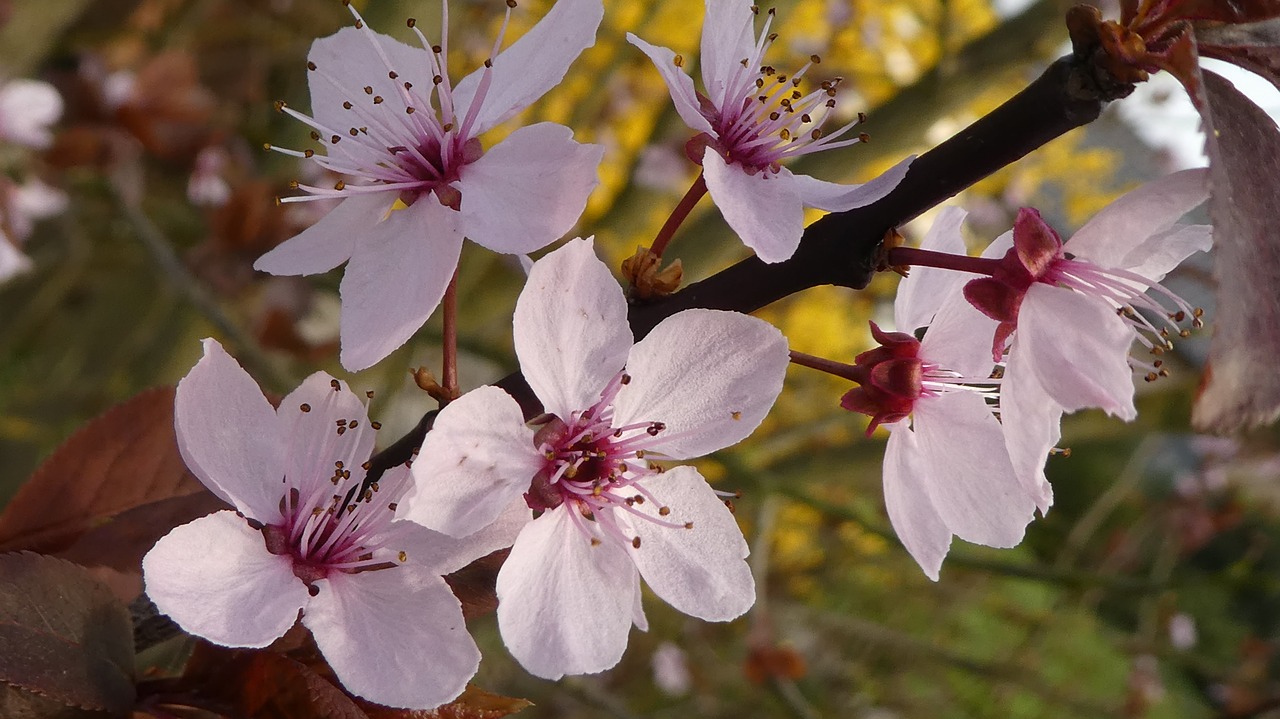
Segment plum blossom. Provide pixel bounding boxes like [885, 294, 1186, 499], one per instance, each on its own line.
[0, 178, 68, 284]
[0, 79, 62, 149]
[837, 207, 1040, 579]
[627, 0, 913, 263]
[256, 0, 605, 371]
[400, 238, 788, 679]
[143, 339, 523, 709]
[961, 170, 1212, 508]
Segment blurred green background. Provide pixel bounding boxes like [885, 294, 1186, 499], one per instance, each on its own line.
[3, 0, 1279, 716]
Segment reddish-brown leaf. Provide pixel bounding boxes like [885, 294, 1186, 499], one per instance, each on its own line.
[179, 645, 367, 719]
[0, 553, 135, 715]
[1175, 58, 1280, 430]
[357, 686, 532, 719]
[0, 387, 205, 554]
[443, 550, 507, 621]
[1197, 17, 1280, 90]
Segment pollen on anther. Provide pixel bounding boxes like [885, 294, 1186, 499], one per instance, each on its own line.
[300, 403, 312, 412]
[330, 135, 341, 144]
[620, 373, 632, 385]
[398, 550, 408, 562]
[334, 180, 346, 190]
[731, 411, 742, 420]
[673, 54, 684, 68]
[331, 379, 341, 390]
[590, 537, 601, 547]
[658, 506, 671, 516]
[308, 585, 320, 597]
[507, 0, 517, 7]
[683, 522, 694, 529]
[406, 18, 416, 27]
[363, 85, 373, 95]
[303, 149, 314, 158]
[371, 421, 382, 430]
[632, 537, 642, 549]
[307, 61, 317, 71]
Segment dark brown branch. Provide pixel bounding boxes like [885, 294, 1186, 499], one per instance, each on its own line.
[363, 50, 1131, 484]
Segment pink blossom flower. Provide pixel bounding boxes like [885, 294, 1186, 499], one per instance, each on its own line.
[626, 0, 913, 263]
[0, 79, 62, 149]
[0, 178, 68, 284]
[962, 170, 1211, 508]
[256, 0, 605, 371]
[143, 339, 524, 709]
[399, 237, 789, 679]
[842, 211, 1039, 580]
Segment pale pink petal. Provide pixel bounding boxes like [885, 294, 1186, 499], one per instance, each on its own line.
[917, 291, 999, 381]
[912, 392, 1036, 548]
[624, 466, 754, 621]
[403, 386, 541, 538]
[0, 237, 32, 283]
[699, 0, 757, 108]
[1110, 223, 1212, 281]
[305, 563, 478, 709]
[513, 237, 632, 419]
[631, 581, 649, 631]
[1065, 169, 1208, 267]
[277, 372, 376, 496]
[306, 27, 419, 132]
[1021, 285, 1137, 419]
[143, 511, 305, 648]
[456, 123, 603, 254]
[254, 194, 390, 276]
[895, 206, 970, 334]
[788, 155, 914, 212]
[12, 179, 68, 233]
[394, 501, 529, 576]
[452, 0, 605, 136]
[625, 34, 714, 135]
[0, 80, 62, 149]
[175, 338, 284, 521]
[496, 507, 637, 679]
[999, 344, 1059, 513]
[339, 198, 463, 371]
[614, 309, 788, 460]
[702, 149, 804, 263]
[882, 428, 950, 580]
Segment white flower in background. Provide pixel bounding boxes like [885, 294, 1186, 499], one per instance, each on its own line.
[627, 0, 913, 262]
[0, 79, 62, 149]
[187, 146, 232, 207]
[143, 339, 523, 709]
[0, 178, 68, 284]
[401, 238, 789, 679]
[256, 0, 605, 371]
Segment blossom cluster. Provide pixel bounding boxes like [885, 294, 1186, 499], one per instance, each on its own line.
[0, 78, 67, 283]
[132, 0, 1216, 710]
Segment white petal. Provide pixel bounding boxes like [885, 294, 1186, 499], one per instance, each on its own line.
[1021, 285, 1137, 419]
[882, 428, 950, 580]
[0, 238, 32, 283]
[143, 511, 305, 648]
[403, 386, 542, 538]
[912, 393, 1037, 548]
[254, 194, 389, 277]
[452, 0, 605, 135]
[917, 291, 998, 381]
[277, 372, 376, 498]
[305, 562, 478, 709]
[457, 123, 603, 254]
[895, 206, 970, 334]
[0, 79, 62, 149]
[306, 26, 419, 132]
[1066, 169, 1209, 268]
[513, 238, 632, 418]
[394, 501, 530, 576]
[1110, 223, 1213, 281]
[699, 0, 758, 108]
[999, 344, 1059, 513]
[789, 155, 914, 212]
[614, 309, 787, 459]
[702, 149, 804, 263]
[175, 338, 284, 521]
[625, 33, 714, 135]
[338, 198, 463, 371]
[496, 507, 637, 679]
[980, 229, 1014, 259]
[625, 466, 754, 620]
[13, 179, 68, 225]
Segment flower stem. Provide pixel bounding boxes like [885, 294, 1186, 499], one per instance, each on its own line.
[886, 246, 1000, 276]
[789, 350, 858, 381]
[649, 171, 707, 258]
[441, 267, 460, 404]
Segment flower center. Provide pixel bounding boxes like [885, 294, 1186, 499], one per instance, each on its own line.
[269, 1, 508, 211]
[526, 371, 692, 548]
[260, 384, 409, 592]
[700, 7, 868, 173]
